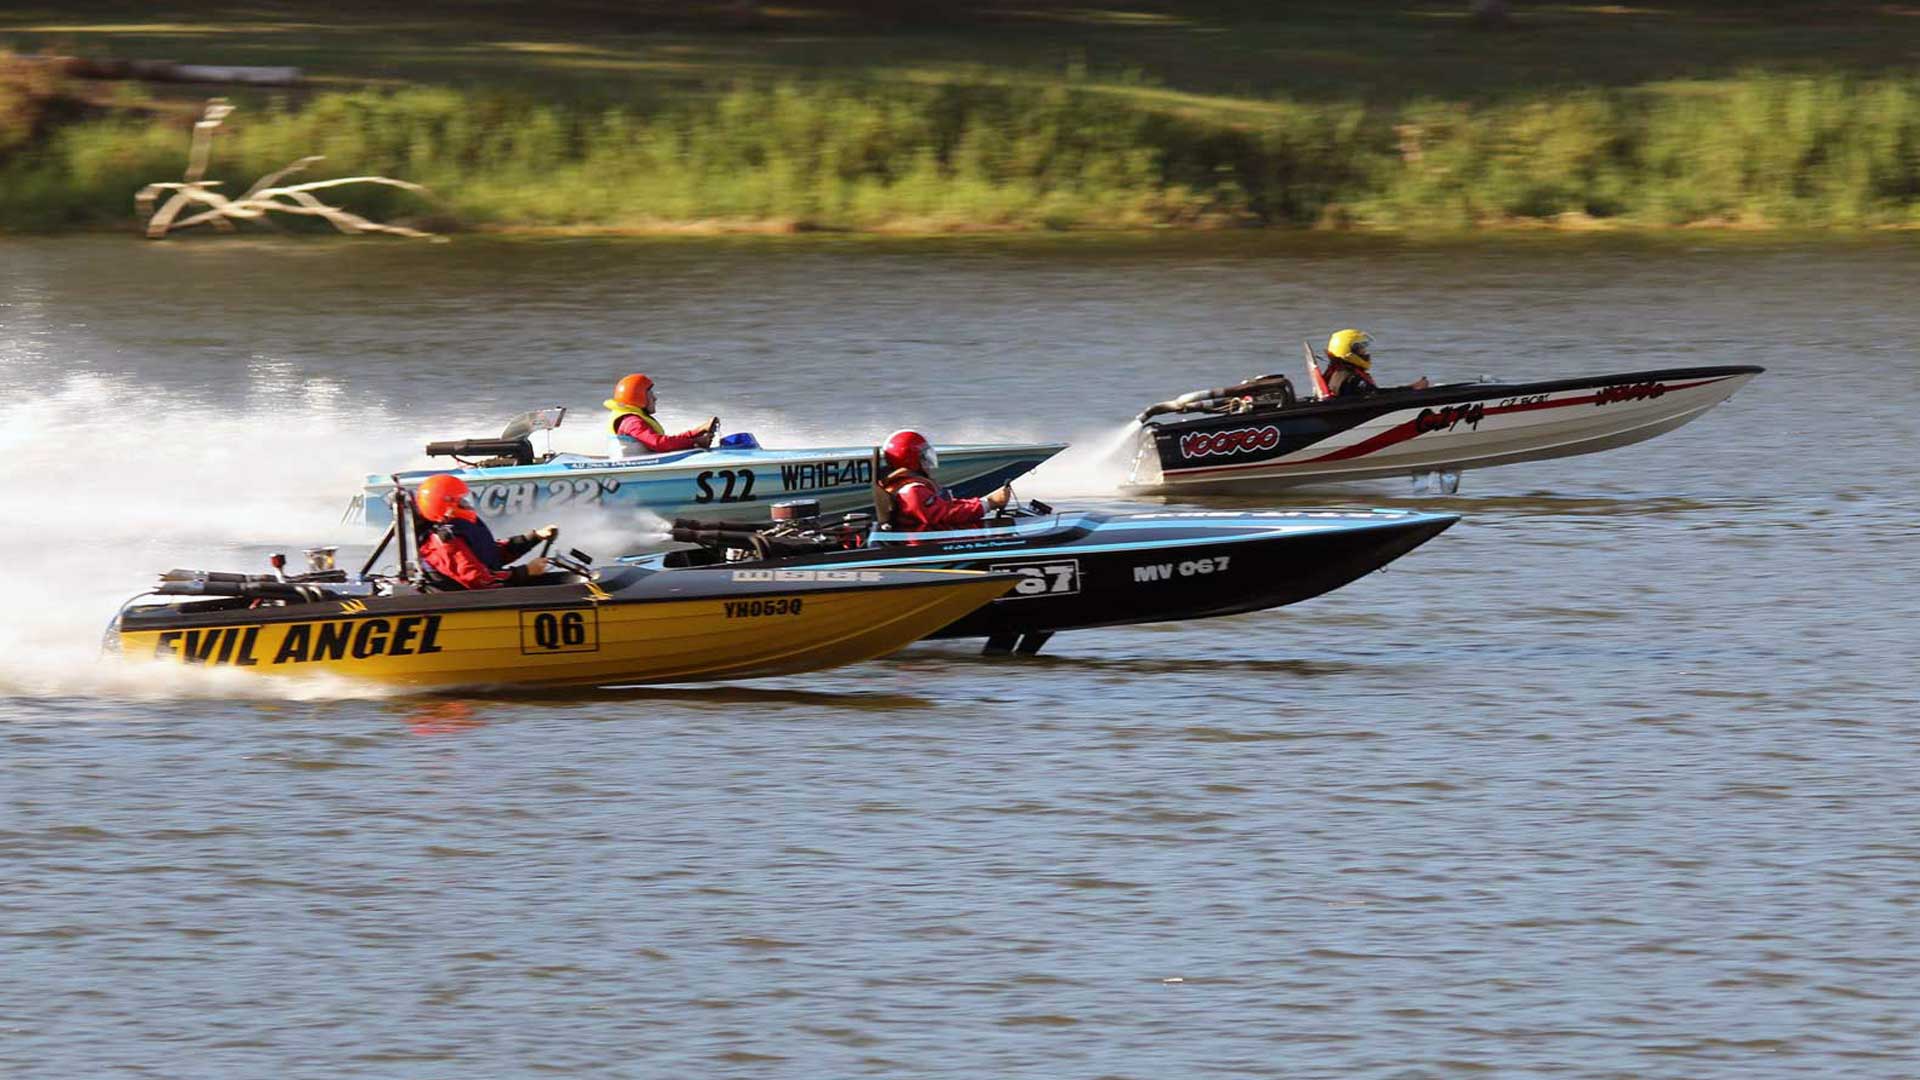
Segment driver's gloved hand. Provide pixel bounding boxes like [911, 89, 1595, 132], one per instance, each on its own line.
[504, 528, 554, 558]
[507, 556, 551, 584]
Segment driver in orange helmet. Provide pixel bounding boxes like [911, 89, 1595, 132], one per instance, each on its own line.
[414, 474, 556, 589]
[879, 430, 1013, 531]
[605, 373, 718, 454]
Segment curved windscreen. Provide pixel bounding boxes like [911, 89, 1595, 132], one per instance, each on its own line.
[499, 406, 568, 441]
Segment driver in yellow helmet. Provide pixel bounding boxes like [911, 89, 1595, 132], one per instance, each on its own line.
[1322, 329, 1430, 398]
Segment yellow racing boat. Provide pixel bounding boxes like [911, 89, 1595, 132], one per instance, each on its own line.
[111, 562, 1015, 690]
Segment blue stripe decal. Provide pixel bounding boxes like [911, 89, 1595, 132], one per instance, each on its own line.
[623, 515, 1448, 569]
[867, 511, 1438, 544]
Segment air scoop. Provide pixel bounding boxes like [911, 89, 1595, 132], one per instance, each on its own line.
[424, 437, 535, 466]
[1138, 374, 1298, 422]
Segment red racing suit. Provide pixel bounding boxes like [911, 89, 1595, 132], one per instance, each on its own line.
[883, 470, 987, 531]
[613, 411, 709, 453]
[418, 516, 543, 590]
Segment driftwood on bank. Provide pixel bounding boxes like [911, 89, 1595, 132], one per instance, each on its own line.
[135, 99, 443, 241]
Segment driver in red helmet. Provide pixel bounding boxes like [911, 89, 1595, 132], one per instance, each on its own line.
[879, 430, 1013, 531]
[606, 373, 718, 455]
[414, 474, 557, 589]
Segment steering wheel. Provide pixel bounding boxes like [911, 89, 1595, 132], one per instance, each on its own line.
[997, 483, 1047, 518]
[548, 547, 595, 576]
[981, 482, 1029, 525]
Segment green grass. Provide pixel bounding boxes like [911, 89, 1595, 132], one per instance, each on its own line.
[4, 3, 1920, 234]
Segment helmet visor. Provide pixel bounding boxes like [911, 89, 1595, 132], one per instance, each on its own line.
[921, 445, 939, 471]
[1351, 337, 1371, 358]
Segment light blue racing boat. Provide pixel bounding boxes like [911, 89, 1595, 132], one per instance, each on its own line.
[348, 408, 1066, 528]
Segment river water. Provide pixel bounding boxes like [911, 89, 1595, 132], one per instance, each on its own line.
[2, 235, 1915, 1077]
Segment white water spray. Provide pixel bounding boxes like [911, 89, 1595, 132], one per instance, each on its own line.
[0, 372, 456, 701]
[1023, 420, 1146, 501]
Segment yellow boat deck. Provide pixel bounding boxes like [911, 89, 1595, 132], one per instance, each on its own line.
[116, 568, 1013, 689]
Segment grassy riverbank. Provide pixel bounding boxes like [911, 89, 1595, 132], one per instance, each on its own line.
[4, 3, 1919, 234]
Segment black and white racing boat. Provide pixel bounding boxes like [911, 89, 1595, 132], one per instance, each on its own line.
[626, 498, 1457, 655]
[1128, 364, 1763, 494]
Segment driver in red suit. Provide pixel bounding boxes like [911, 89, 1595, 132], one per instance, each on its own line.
[414, 474, 556, 589]
[879, 430, 1012, 531]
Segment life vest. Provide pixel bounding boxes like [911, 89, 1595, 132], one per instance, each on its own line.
[879, 468, 937, 530]
[1323, 360, 1377, 396]
[417, 521, 469, 590]
[604, 402, 665, 436]
[881, 469, 935, 493]
[418, 517, 503, 590]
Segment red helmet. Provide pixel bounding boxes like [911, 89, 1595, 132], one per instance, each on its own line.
[882, 430, 938, 474]
[611, 373, 655, 409]
[417, 474, 478, 523]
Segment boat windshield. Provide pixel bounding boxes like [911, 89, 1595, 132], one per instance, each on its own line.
[499, 406, 567, 441]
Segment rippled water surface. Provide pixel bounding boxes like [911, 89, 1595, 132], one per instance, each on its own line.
[3, 235, 1916, 1077]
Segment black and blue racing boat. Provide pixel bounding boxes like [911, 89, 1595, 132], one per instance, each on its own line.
[626, 499, 1457, 655]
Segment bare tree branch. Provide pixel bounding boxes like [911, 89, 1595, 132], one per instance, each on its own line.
[183, 99, 233, 185]
[139, 100, 444, 241]
[240, 154, 324, 200]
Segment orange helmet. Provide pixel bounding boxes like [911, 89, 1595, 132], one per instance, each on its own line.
[882, 430, 937, 474]
[612, 373, 655, 409]
[416, 474, 478, 523]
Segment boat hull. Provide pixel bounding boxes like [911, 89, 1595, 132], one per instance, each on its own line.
[1129, 366, 1762, 493]
[931, 511, 1455, 638]
[636, 509, 1457, 642]
[356, 442, 1067, 528]
[114, 568, 1015, 689]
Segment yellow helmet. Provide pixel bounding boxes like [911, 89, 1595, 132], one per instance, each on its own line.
[1326, 329, 1373, 369]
